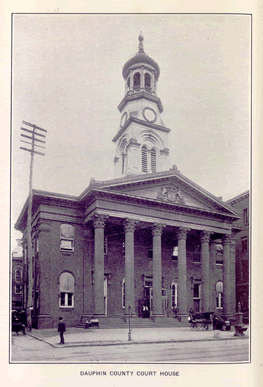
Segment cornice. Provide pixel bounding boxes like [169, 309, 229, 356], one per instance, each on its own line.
[92, 188, 238, 221]
[85, 170, 239, 218]
[226, 190, 249, 206]
[112, 116, 171, 143]
[117, 92, 164, 113]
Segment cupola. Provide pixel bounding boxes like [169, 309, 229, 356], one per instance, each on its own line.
[113, 34, 172, 178]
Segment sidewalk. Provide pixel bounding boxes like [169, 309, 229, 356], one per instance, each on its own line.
[27, 325, 249, 348]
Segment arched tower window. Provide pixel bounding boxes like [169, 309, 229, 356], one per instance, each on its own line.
[59, 272, 74, 308]
[134, 72, 141, 90]
[151, 148, 156, 172]
[145, 73, 151, 89]
[141, 146, 147, 172]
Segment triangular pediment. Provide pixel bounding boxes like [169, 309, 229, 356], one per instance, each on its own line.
[90, 170, 238, 217]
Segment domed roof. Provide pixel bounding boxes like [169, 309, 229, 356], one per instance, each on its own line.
[122, 33, 160, 80]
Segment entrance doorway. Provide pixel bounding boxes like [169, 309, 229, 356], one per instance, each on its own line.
[144, 287, 167, 317]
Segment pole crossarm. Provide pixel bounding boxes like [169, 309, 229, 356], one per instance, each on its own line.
[21, 127, 46, 138]
[22, 120, 47, 132]
[21, 140, 46, 149]
[21, 133, 46, 143]
[20, 146, 45, 156]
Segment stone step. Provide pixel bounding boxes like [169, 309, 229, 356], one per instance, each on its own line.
[76, 317, 189, 329]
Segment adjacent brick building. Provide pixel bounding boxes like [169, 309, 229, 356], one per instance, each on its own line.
[11, 240, 23, 311]
[226, 191, 249, 321]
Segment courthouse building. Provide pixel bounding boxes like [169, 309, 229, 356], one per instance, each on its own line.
[15, 34, 240, 328]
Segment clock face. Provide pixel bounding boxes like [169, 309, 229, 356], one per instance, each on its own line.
[142, 107, 157, 123]
[120, 112, 128, 127]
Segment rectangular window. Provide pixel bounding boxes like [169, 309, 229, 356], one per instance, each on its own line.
[59, 292, 74, 308]
[67, 293, 73, 306]
[216, 244, 223, 265]
[60, 240, 74, 252]
[15, 269, 22, 282]
[243, 208, 248, 224]
[60, 224, 74, 252]
[60, 292, 65, 306]
[148, 249, 153, 259]
[216, 294, 223, 309]
[144, 276, 153, 287]
[193, 283, 201, 298]
[172, 246, 178, 261]
[193, 282, 201, 312]
[15, 285, 22, 294]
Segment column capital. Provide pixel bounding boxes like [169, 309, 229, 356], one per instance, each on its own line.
[151, 223, 166, 236]
[177, 227, 190, 240]
[93, 213, 108, 229]
[200, 230, 213, 243]
[124, 218, 138, 233]
[222, 234, 232, 246]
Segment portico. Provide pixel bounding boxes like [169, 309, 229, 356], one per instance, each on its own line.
[84, 175, 237, 321]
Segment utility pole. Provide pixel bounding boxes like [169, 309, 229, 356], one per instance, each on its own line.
[20, 120, 47, 330]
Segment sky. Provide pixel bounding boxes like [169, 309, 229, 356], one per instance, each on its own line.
[11, 13, 251, 245]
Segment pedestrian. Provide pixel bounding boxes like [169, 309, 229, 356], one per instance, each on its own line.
[58, 317, 66, 344]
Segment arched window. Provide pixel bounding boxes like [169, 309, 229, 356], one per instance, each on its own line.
[133, 72, 141, 89]
[171, 280, 178, 308]
[216, 281, 223, 309]
[145, 73, 151, 88]
[122, 278, 125, 309]
[59, 272, 74, 308]
[141, 146, 147, 172]
[151, 148, 156, 172]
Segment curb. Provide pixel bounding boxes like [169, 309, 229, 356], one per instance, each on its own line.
[27, 333, 249, 349]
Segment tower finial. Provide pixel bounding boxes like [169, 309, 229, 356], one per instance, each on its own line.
[138, 31, 144, 53]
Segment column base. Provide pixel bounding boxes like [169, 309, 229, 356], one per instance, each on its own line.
[234, 325, 247, 336]
[94, 314, 106, 318]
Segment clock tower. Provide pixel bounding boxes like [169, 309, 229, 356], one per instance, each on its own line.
[113, 33, 171, 177]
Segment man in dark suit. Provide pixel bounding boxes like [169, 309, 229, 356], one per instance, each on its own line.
[58, 317, 66, 344]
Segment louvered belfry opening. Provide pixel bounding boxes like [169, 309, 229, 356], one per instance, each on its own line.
[145, 73, 151, 91]
[151, 148, 156, 172]
[122, 153, 125, 175]
[134, 72, 141, 91]
[142, 145, 147, 172]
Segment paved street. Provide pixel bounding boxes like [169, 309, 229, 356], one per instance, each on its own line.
[10, 331, 249, 363]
